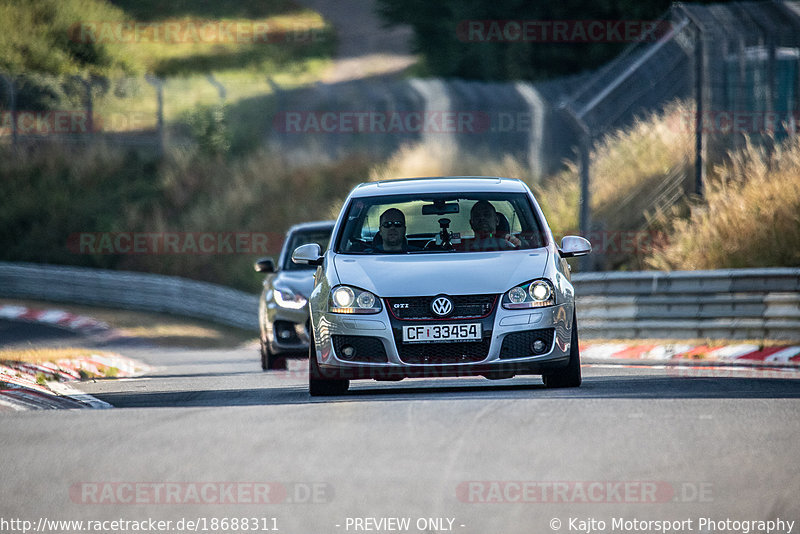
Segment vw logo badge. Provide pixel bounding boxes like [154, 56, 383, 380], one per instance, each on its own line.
[431, 296, 454, 317]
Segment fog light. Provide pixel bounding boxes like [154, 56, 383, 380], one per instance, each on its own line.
[278, 328, 293, 340]
[341, 345, 356, 360]
[532, 339, 546, 354]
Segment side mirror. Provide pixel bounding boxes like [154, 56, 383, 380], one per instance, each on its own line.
[254, 257, 276, 273]
[559, 236, 591, 258]
[292, 243, 323, 266]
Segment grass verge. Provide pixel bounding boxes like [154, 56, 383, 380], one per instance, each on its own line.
[646, 135, 800, 269]
[0, 347, 107, 364]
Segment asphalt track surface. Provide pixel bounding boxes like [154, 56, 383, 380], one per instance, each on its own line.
[0, 318, 81, 345]
[2, 320, 800, 533]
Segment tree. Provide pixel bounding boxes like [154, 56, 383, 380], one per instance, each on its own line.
[377, 0, 718, 81]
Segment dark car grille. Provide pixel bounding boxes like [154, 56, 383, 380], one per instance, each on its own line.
[332, 335, 388, 363]
[386, 295, 497, 320]
[397, 339, 490, 364]
[499, 328, 555, 359]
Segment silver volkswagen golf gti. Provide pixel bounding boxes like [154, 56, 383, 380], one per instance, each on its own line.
[292, 177, 591, 396]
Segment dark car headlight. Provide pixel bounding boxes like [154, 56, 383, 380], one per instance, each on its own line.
[273, 288, 308, 310]
[502, 279, 555, 309]
[330, 285, 381, 314]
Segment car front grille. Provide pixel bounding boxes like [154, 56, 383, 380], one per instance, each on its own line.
[332, 335, 388, 363]
[498, 328, 555, 359]
[397, 339, 490, 364]
[386, 295, 497, 320]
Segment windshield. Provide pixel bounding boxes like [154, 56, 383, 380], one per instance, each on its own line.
[334, 192, 546, 254]
[283, 228, 332, 270]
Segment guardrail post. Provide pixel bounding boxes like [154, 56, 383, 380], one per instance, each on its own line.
[146, 75, 165, 154]
[765, 37, 777, 166]
[578, 132, 593, 272]
[557, 102, 594, 271]
[207, 73, 227, 101]
[693, 24, 707, 198]
[80, 76, 94, 135]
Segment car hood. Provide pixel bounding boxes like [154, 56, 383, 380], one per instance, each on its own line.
[272, 270, 317, 298]
[332, 250, 550, 297]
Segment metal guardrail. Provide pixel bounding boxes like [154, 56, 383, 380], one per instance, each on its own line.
[0, 262, 259, 331]
[572, 268, 800, 340]
[0, 262, 798, 340]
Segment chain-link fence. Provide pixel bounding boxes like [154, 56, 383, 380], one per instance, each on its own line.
[0, 73, 161, 149]
[0, 72, 295, 154]
[561, 1, 800, 270]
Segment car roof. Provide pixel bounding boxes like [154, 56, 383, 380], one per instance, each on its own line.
[287, 220, 336, 234]
[349, 176, 529, 198]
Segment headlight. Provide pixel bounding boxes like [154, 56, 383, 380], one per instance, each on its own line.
[502, 279, 555, 309]
[356, 291, 376, 309]
[332, 286, 355, 308]
[273, 288, 308, 310]
[529, 280, 551, 301]
[330, 285, 381, 314]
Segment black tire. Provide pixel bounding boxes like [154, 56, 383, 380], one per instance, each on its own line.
[543, 312, 582, 388]
[260, 338, 269, 370]
[260, 338, 287, 371]
[308, 336, 349, 396]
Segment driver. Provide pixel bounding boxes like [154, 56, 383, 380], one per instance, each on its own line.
[462, 200, 521, 251]
[376, 208, 408, 252]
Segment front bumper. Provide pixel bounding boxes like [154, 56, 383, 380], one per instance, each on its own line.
[311, 301, 574, 380]
[264, 304, 311, 354]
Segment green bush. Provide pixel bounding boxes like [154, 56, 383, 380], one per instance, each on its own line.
[0, 0, 140, 76]
[184, 104, 232, 157]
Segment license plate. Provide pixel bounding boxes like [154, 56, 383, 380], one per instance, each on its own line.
[402, 323, 481, 343]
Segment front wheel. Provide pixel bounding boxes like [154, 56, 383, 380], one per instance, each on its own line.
[542, 312, 582, 388]
[308, 336, 349, 396]
[260, 338, 269, 370]
[261, 338, 287, 370]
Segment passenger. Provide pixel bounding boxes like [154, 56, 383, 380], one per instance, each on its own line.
[463, 200, 521, 251]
